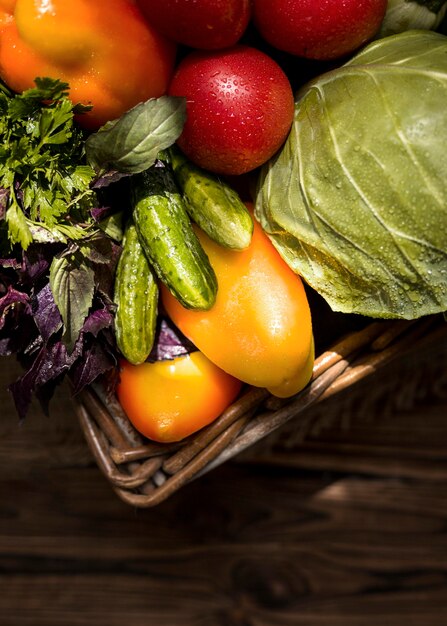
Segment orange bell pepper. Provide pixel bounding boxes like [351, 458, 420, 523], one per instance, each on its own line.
[116, 352, 242, 443]
[162, 203, 315, 398]
[0, 0, 176, 129]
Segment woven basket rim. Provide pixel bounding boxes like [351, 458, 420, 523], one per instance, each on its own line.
[74, 315, 447, 508]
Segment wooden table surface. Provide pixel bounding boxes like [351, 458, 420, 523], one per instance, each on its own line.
[1, 355, 447, 626]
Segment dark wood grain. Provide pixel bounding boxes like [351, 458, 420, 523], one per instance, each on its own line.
[1, 466, 447, 624]
[0, 357, 90, 471]
[242, 335, 447, 481]
[1, 354, 447, 625]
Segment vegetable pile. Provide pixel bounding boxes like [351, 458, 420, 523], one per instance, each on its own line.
[0, 0, 446, 443]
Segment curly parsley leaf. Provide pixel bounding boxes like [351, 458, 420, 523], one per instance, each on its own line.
[5, 202, 33, 249]
[0, 77, 97, 250]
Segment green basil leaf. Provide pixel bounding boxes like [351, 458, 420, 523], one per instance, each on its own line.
[256, 31, 447, 320]
[97, 211, 124, 242]
[50, 253, 95, 352]
[85, 96, 186, 174]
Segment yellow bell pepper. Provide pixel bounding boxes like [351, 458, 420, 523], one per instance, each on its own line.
[162, 203, 315, 398]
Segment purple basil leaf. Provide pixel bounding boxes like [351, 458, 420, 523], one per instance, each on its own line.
[98, 327, 119, 360]
[32, 283, 62, 341]
[10, 372, 34, 420]
[90, 205, 112, 222]
[82, 307, 114, 337]
[0, 258, 21, 270]
[90, 204, 121, 224]
[0, 311, 37, 356]
[0, 285, 29, 310]
[35, 338, 82, 387]
[9, 334, 84, 419]
[81, 233, 115, 265]
[69, 341, 115, 394]
[93, 170, 131, 189]
[0, 286, 30, 330]
[22, 334, 44, 357]
[93, 242, 121, 298]
[0, 334, 28, 357]
[9, 347, 46, 419]
[35, 378, 61, 417]
[22, 244, 60, 283]
[148, 316, 196, 362]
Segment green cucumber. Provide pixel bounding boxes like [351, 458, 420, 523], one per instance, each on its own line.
[168, 146, 253, 250]
[132, 161, 217, 310]
[114, 222, 159, 365]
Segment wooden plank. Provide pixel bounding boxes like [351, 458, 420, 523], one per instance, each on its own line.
[1, 464, 447, 625]
[0, 575, 446, 626]
[242, 337, 447, 479]
[249, 400, 447, 480]
[1, 339, 447, 624]
[0, 357, 91, 471]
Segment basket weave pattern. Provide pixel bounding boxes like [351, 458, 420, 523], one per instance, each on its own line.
[75, 316, 447, 507]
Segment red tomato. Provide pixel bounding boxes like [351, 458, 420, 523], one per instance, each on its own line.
[168, 45, 295, 175]
[136, 0, 251, 50]
[253, 0, 388, 60]
[116, 353, 242, 443]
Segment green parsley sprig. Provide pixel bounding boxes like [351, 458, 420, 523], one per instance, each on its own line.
[0, 76, 96, 250]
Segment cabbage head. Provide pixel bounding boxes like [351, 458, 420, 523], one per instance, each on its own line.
[256, 30, 447, 319]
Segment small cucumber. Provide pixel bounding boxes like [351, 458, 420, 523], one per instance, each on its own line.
[132, 161, 217, 310]
[168, 146, 253, 250]
[114, 222, 158, 365]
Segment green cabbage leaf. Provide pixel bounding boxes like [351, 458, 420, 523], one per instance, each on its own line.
[256, 31, 447, 319]
[379, 0, 447, 37]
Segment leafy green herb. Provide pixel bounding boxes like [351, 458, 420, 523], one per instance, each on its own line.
[5, 202, 33, 249]
[0, 76, 187, 417]
[85, 95, 186, 175]
[97, 211, 124, 242]
[49, 251, 95, 353]
[0, 76, 96, 250]
[380, 0, 447, 37]
[256, 31, 447, 320]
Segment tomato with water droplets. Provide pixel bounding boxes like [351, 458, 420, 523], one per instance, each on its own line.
[253, 0, 388, 61]
[136, 0, 251, 50]
[168, 45, 295, 176]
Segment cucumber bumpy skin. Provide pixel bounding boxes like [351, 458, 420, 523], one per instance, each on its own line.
[168, 147, 253, 250]
[132, 161, 217, 310]
[114, 222, 159, 365]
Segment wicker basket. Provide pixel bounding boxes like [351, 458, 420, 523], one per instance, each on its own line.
[74, 313, 447, 508]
